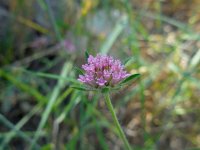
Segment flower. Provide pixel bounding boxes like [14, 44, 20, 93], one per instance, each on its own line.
[78, 54, 130, 88]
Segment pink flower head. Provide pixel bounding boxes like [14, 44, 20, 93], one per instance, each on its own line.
[78, 54, 130, 88]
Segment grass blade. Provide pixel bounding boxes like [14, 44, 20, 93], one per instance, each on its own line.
[0, 114, 40, 149]
[100, 15, 128, 54]
[0, 105, 41, 149]
[0, 69, 47, 104]
[21, 69, 79, 84]
[29, 62, 72, 149]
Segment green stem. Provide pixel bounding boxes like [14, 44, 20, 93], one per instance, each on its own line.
[104, 92, 132, 150]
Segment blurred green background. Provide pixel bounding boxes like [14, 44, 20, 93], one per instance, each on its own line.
[0, 0, 200, 150]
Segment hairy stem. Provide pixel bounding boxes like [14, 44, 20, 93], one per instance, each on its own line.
[104, 92, 132, 150]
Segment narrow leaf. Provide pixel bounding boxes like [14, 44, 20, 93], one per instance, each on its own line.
[110, 85, 122, 91]
[120, 73, 140, 84]
[190, 49, 200, 69]
[71, 86, 89, 91]
[85, 50, 89, 61]
[123, 57, 135, 66]
[21, 69, 79, 84]
[74, 66, 84, 75]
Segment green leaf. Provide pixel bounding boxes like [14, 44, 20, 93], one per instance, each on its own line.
[100, 16, 128, 54]
[123, 57, 135, 66]
[41, 143, 54, 150]
[110, 85, 122, 91]
[85, 50, 89, 61]
[74, 66, 84, 75]
[21, 69, 80, 84]
[120, 73, 140, 84]
[71, 86, 89, 91]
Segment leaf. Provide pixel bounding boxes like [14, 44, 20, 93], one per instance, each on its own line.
[100, 16, 128, 54]
[123, 57, 135, 66]
[85, 50, 89, 61]
[21, 69, 80, 84]
[189, 49, 200, 69]
[71, 86, 89, 91]
[110, 85, 122, 91]
[120, 74, 140, 84]
[74, 66, 84, 75]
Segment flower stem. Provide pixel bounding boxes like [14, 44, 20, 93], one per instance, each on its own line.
[104, 92, 132, 150]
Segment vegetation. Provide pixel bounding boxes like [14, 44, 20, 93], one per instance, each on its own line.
[0, 0, 200, 150]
